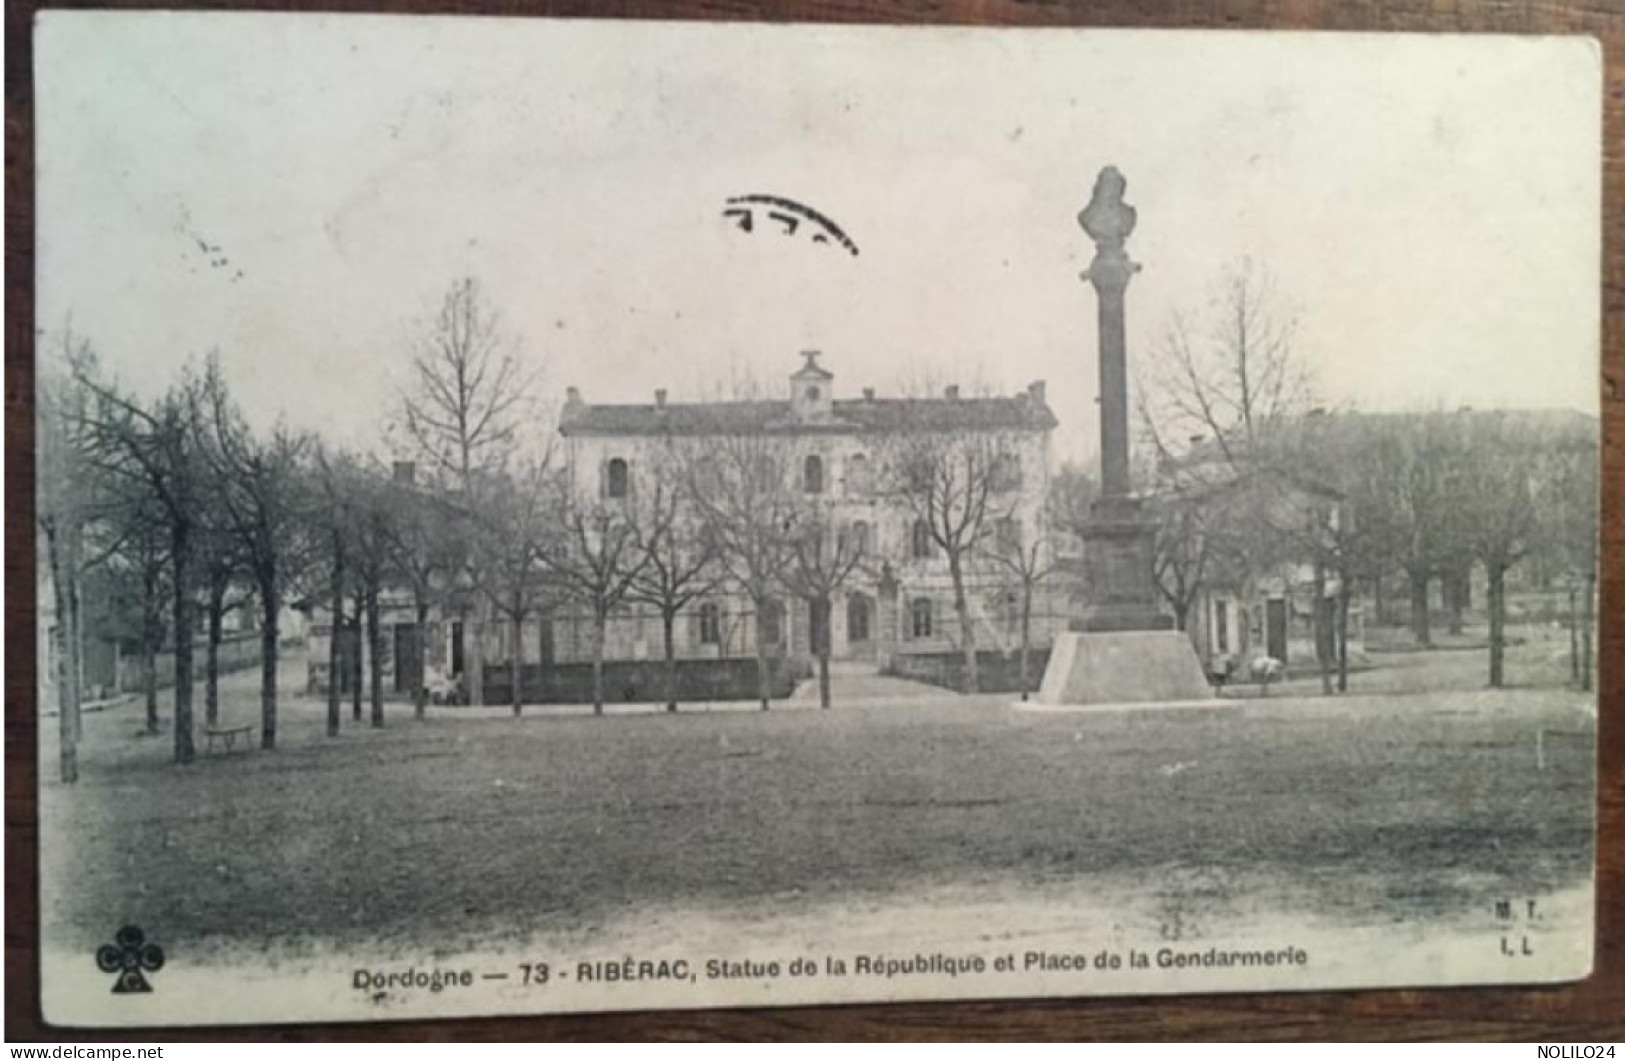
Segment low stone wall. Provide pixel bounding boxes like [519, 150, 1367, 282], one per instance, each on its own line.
[116, 631, 262, 695]
[479, 656, 809, 706]
[886, 648, 1052, 694]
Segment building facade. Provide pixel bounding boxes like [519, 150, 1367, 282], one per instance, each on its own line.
[555, 352, 1063, 674]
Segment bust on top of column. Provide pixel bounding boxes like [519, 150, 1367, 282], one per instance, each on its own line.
[1079, 166, 1141, 295]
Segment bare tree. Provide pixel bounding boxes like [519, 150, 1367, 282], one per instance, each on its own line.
[195, 525, 246, 730]
[344, 468, 398, 729]
[1147, 487, 1211, 636]
[1137, 258, 1312, 469]
[880, 423, 1019, 695]
[396, 276, 537, 707]
[198, 362, 312, 747]
[466, 458, 556, 717]
[74, 363, 207, 763]
[37, 329, 105, 781]
[683, 434, 798, 710]
[312, 445, 362, 737]
[1456, 414, 1541, 688]
[1046, 461, 1098, 546]
[1540, 430, 1599, 690]
[1132, 259, 1315, 656]
[1382, 412, 1476, 649]
[626, 473, 720, 713]
[400, 276, 533, 487]
[979, 514, 1054, 701]
[378, 465, 459, 719]
[539, 490, 648, 715]
[779, 500, 866, 709]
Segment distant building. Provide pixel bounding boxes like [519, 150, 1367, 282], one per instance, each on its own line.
[556, 352, 1063, 674]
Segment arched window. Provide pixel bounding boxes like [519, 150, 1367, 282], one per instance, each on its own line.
[846, 453, 870, 494]
[606, 457, 630, 499]
[911, 519, 933, 560]
[698, 603, 721, 645]
[849, 520, 870, 557]
[847, 594, 872, 643]
[909, 598, 934, 639]
[804, 454, 824, 494]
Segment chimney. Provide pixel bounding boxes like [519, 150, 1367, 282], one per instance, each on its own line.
[862, 387, 875, 401]
[565, 386, 582, 408]
[945, 384, 960, 401]
[1027, 380, 1047, 405]
[392, 460, 416, 485]
[655, 389, 668, 410]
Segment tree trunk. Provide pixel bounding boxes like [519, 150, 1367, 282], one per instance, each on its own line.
[143, 566, 161, 736]
[205, 582, 224, 728]
[591, 607, 607, 716]
[1372, 571, 1384, 627]
[351, 598, 363, 723]
[512, 604, 525, 718]
[663, 610, 678, 713]
[468, 612, 486, 707]
[1019, 589, 1033, 702]
[1487, 562, 1507, 688]
[755, 599, 771, 712]
[1313, 563, 1332, 696]
[1408, 569, 1432, 648]
[327, 547, 344, 738]
[414, 600, 429, 720]
[171, 524, 195, 764]
[1336, 582, 1351, 693]
[949, 554, 978, 695]
[814, 594, 831, 710]
[45, 525, 79, 783]
[368, 588, 384, 728]
[260, 582, 279, 750]
[143, 633, 158, 735]
[1567, 585, 1580, 686]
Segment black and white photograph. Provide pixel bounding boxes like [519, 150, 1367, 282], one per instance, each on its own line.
[32, 13, 1602, 1026]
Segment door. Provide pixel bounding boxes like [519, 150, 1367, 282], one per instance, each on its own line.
[450, 621, 465, 678]
[1265, 599, 1288, 662]
[394, 623, 422, 693]
[845, 594, 874, 661]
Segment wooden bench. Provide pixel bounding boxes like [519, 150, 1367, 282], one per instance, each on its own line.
[204, 724, 255, 754]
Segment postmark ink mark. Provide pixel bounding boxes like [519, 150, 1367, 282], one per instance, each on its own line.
[96, 925, 165, 993]
[722, 195, 860, 256]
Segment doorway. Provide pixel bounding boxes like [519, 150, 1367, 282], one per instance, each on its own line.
[1265, 599, 1288, 663]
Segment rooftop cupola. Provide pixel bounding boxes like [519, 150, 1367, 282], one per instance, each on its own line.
[790, 350, 834, 421]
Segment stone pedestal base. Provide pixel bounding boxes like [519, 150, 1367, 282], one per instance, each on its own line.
[1073, 495, 1172, 632]
[1035, 631, 1215, 707]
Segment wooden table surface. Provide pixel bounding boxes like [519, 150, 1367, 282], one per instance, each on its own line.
[6, 0, 1622, 1042]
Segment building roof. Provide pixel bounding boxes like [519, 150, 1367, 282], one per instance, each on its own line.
[560, 392, 1057, 437]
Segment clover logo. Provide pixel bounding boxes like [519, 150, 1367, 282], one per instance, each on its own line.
[96, 925, 165, 993]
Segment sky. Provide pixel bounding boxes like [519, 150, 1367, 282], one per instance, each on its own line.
[35, 14, 1603, 461]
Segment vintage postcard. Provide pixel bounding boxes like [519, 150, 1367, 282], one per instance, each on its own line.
[33, 13, 1601, 1027]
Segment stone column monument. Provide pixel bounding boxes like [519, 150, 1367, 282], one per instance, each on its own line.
[1034, 167, 1215, 708]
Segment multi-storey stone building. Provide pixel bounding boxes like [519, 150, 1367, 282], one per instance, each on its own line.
[556, 352, 1062, 676]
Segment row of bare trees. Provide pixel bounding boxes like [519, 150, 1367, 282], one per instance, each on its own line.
[1135, 259, 1599, 693]
[40, 277, 1055, 783]
[39, 333, 316, 778]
